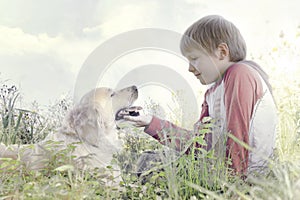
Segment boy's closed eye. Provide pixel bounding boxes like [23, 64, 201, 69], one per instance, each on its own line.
[188, 56, 197, 61]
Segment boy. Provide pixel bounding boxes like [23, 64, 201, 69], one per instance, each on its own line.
[123, 15, 277, 177]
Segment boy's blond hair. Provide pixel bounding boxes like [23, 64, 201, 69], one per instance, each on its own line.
[180, 15, 246, 62]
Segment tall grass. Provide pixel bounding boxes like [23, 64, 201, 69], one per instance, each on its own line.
[0, 78, 299, 199]
[1, 31, 300, 199]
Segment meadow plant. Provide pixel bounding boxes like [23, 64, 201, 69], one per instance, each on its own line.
[1, 29, 300, 199]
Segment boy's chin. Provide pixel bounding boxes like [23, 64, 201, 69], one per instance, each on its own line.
[199, 78, 211, 85]
[199, 77, 221, 85]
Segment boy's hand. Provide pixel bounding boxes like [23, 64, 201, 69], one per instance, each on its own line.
[116, 106, 152, 127]
[123, 115, 153, 127]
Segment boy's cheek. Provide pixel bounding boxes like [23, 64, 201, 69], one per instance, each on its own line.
[190, 60, 197, 68]
[192, 62, 201, 72]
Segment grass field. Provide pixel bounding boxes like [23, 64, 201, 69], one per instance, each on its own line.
[1, 33, 300, 199]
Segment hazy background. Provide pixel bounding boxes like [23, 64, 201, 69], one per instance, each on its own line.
[1, 0, 299, 113]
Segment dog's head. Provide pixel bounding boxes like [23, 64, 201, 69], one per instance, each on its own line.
[62, 85, 138, 147]
[79, 85, 138, 120]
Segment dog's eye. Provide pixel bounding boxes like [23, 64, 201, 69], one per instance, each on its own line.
[110, 92, 115, 97]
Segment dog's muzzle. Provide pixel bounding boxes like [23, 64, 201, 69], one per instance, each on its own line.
[115, 106, 141, 121]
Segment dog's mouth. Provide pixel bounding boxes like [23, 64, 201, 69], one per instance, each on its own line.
[115, 106, 142, 121]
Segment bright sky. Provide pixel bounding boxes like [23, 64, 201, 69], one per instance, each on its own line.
[1, 0, 300, 124]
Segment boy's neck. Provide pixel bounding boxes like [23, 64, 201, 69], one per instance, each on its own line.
[219, 61, 236, 76]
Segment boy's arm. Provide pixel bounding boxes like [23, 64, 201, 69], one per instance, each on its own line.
[144, 96, 211, 152]
[224, 64, 263, 175]
[144, 116, 193, 152]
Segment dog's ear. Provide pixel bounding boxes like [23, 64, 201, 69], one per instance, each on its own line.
[63, 104, 106, 147]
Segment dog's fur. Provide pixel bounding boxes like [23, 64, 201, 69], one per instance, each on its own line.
[0, 86, 138, 180]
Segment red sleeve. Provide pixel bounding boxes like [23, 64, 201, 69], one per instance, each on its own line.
[197, 91, 212, 151]
[199, 91, 209, 121]
[224, 64, 263, 175]
[144, 116, 192, 152]
[144, 92, 211, 152]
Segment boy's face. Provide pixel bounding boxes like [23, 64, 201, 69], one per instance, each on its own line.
[184, 47, 222, 85]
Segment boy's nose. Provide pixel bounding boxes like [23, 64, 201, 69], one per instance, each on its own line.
[188, 63, 196, 72]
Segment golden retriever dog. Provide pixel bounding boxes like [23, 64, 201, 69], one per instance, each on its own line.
[0, 85, 138, 183]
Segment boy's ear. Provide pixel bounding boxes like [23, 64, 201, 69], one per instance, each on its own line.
[216, 43, 229, 60]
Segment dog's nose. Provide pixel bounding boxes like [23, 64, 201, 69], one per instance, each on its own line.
[132, 85, 138, 92]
